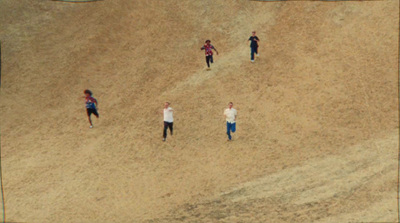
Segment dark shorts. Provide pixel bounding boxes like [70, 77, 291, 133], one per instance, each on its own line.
[87, 108, 99, 117]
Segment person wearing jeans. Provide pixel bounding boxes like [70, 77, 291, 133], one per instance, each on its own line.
[248, 31, 259, 62]
[163, 102, 174, 141]
[224, 102, 237, 141]
[201, 40, 219, 70]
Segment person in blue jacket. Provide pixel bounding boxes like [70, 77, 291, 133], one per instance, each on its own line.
[248, 31, 259, 62]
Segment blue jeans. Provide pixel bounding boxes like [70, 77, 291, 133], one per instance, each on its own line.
[163, 122, 173, 138]
[226, 122, 236, 140]
[251, 46, 258, 60]
[206, 55, 213, 67]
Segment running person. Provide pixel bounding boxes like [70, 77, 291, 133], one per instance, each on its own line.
[163, 102, 174, 141]
[248, 31, 259, 62]
[200, 40, 219, 70]
[84, 89, 99, 128]
[224, 102, 237, 141]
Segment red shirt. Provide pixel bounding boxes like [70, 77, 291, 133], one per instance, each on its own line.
[85, 96, 97, 109]
[202, 44, 215, 56]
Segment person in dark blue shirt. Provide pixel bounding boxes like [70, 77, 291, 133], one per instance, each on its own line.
[248, 31, 259, 62]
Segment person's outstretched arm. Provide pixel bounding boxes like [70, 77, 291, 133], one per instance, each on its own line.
[213, 46, 219, 55]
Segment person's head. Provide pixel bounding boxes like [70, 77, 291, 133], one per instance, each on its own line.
[228, 102, 233, 109]
[84, 89, 92, 97]
[252, 31, 256, 36]
[164, 102, 170, 108]
[205, 40, 211, 45]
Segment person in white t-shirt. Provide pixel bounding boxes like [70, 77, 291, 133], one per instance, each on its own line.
[163, 102, 174, 141]
[223, 102, 237, 141]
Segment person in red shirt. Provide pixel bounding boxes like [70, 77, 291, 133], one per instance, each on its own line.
[200, 40, 219, 70]
[83, 89, 99, 128]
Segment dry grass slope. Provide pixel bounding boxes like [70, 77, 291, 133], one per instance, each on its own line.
[0, 0, 398, 222]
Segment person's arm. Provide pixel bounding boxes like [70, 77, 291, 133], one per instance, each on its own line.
[255, 36, 260, 42]
[200, 45, 205, 50]
[212, 46, 219, 55]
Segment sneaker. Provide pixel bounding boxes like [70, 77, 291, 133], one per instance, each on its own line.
[256, 54, 259, 57]
[251, 60, 255, 63]
[90, 125, 93, 128]
[163, 138, 166, 142]
[206, 67, 211, 70]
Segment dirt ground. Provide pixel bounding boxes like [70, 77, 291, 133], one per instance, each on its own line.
[0, 0, 399, 222]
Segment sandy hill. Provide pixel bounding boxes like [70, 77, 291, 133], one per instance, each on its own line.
[0, 0, 398, 222]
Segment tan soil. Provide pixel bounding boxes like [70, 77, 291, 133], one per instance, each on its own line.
[0, 0, 398, 222]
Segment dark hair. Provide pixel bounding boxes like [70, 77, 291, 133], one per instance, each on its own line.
[229, 102, 233, 105]
[84, 89, 92, 96]
[205, 39, 211, 43]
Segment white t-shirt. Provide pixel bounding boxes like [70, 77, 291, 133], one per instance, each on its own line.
[164, 107, 173, 122]
[224, 108, 237, 123]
